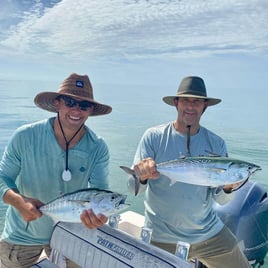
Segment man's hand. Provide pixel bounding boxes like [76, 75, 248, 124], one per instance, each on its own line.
[80, 209, 108, 229]
[18, 196, 44, 221]
[3, 189, 43, 221]
[223, 182, 244, 193]
[134, 158, 160, 183]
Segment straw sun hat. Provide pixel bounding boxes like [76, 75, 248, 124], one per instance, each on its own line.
[34, 73, 112, 116]
[163, 76, 221, 107]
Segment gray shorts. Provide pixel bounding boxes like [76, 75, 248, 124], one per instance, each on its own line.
[0, 240, 80, 268]
[0, 241, 80, 268]
[151, 226, 251, 268]
[0, 240, 50, 268]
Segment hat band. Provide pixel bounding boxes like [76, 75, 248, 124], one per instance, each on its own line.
[59, 88, 93, 99]
[178, 90, 207, 97]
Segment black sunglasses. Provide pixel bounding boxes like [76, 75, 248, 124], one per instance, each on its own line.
[58, 96, 94, 111]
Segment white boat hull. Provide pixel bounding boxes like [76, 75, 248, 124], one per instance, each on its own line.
[31, 211, 192, 268]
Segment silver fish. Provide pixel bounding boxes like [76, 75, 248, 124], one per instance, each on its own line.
[120, 156, 261, 195]
[40, 188, 129, 222]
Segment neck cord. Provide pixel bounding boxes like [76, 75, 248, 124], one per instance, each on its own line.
[57, 114, 84, 180]
[186, 125, 191, 157]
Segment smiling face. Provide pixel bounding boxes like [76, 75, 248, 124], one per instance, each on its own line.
[173, 97, 208, 133]
[54, 96, 94, 132]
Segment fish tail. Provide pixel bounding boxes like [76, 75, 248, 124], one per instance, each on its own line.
[120, 165, 140, 196]
[133, 174, 140, 196]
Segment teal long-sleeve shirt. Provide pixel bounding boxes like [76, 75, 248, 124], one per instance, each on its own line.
[0, 117, 109, 245]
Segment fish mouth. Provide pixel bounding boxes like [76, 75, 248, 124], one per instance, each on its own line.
[121, 195, 127, 204]
[249, 165, 262, 174]
[115, 195, 127, 207]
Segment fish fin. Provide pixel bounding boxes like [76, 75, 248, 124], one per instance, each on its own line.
[133, 174, 140, 196]
[120, 166, 135, 175]
[204, 150, 221, 157]
[212, 168, 227, 173]
[120, 166, 140, 196]
[68, 200, 90, 207]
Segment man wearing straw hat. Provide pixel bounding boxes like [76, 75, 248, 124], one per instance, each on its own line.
[0, 73, 112, 267]
[128, 76, 251, 268]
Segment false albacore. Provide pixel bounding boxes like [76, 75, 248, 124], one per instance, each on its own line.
[120, 156, 261, 195]
[40, 188, 129, 222]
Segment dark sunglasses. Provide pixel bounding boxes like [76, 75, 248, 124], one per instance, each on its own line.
[58, 96, 94, 111]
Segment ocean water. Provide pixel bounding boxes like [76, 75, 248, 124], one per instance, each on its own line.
[0, 79, 268, 266]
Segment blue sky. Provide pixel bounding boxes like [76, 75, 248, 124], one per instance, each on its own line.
[0, 0, 267, 90]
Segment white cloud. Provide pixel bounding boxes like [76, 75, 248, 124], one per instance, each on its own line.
[0, 0, 267, 63]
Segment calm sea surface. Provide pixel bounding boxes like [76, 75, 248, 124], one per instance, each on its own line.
[0, 79, 268, 265]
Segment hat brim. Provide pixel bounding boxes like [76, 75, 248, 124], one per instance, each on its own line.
[162, 95, 221, 107]
[34, 92, 112, 116]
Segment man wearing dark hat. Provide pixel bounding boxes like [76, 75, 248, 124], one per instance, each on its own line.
[128, 76, 251, 267]
[0, 73, 112, 267]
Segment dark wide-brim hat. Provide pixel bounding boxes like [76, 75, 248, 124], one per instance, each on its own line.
[34, 73, 112, 116]
[163, 76, 221, 107]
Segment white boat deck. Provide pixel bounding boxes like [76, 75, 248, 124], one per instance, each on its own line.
[31, 211, 193, 268]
